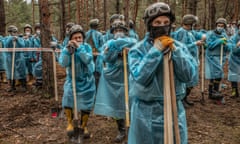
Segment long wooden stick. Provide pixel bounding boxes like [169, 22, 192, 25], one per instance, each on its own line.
[169, 54, 181, 144]
[220, 44, 223, 66]
[71, 54, 78, 120]
[11, 41, 16, 81]
[52, 52, 58, 102]
[219, 44, 223, 91]
[201, 45, 205, 103]
[163, 52, 174, 144]
[123, 48, 130, 128]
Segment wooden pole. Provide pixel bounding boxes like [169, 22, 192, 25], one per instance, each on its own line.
[123, 48, 130, 128]
[71, 54, 78, 120]
[11, 41, 16, 81]
[169, 54, 181, 144]
[52, 52, 58, 102]
[201, 45, 205, 103]
[163, 52, 174, 144]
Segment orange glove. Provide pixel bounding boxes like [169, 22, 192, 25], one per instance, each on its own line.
[154, 36, 175, 52]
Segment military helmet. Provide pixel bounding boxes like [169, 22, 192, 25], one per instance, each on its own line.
[24, 24, 32, 31]
[89, 18, 99, 28]
[182, 14, 198, 25]
[69, 24, 85, 40]
[8, 25, 18, 33]
[34, 23, 41, 30]
[110, 20, 128, 34]
[110, 14, 120, 24]
[65, 22, 75, 29]
[143, 2, 175, 31]
[216, 18, 227, 27]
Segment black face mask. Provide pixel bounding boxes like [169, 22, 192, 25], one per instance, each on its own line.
[149, 25, 171, 39]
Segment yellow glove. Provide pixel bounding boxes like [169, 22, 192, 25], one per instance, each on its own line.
[220, 37, 227, 45]
[154, 36, 175, 52]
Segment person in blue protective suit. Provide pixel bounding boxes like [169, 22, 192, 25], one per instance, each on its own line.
[228, 23, 240, 98]
[94, 19, 137, 143]
[128, 2, 197, 144]
[58, 24, 96, 140]
[205, 18, 232, 103]
[128, 19, 139, 41]
[32, 23, 42, 87]
[102, 14, 125, 43]
[32, 23, 58, 87]
[0, 35, 6, 83]
[4, 25, 26, 92]
[173, 14, 206, 107]
[85, 18, 103, 87]
[23, 24, 35, 85]
[59, 22, 75, 50]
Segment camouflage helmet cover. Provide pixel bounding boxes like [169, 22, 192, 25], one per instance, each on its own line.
[69, 24, 85, 39]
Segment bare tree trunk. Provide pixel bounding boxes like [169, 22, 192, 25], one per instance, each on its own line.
[124, 0, 129, 24]
[0, 0, 6, 36]
[92, 0, 95, 18]
[60, 0, 66, 40]
[68, 0, 71, 21]
[86, 0, 89, 24]
[103, 0, 107, 30]
[133, 0, 138, 23]
[32, 0, 35, 27]
[203, 0, 207, 29]
[182, 0, 187, 17]
[223, 0, 229, 18]
[116, 0, 120, 14]
[39, 0, 54, 97]
[187, 0, 197, 15]
[233, 0, 239, 22]
[209, 0, 216, 29]
[76, 0, 80, 24]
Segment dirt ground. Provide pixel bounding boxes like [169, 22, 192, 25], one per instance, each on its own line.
[0, 62, 240, 144]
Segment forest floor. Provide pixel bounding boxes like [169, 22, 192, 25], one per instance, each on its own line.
[0, 62, 240, 144]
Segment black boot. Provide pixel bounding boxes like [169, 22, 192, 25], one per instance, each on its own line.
[19, 79, 27, 92]
[80, 110, 91, 139]
[114, 119, 126, 143]
[208, 81, 213, 99]
[7, 80, 16, 92]
[231, 82, 239, 98]
[182, 87, 194, 108]
[210, 79, 223, 100]
[33, 79, 42, 88]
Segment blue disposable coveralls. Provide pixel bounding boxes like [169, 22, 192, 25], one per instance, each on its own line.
[59, 43, 96, 111]
[205, 30, 232, 79]
[4, 36, 26, 80]
[23, 35, 34, 74]
[32, 36, 58, 79]
[228, 32, 240, 82]
[129, 29, 139, 41]
[0, 36, 5, 71]
[85, 29, 103, 73]
[102, 29, 114, 43]
[173, 27, 202, 87]
[94, 37, 137, 119]
[127, 34, 197, 144]
[32, 35, 42, 79]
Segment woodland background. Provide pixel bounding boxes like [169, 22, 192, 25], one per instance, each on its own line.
[0, 0, 239, 40]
